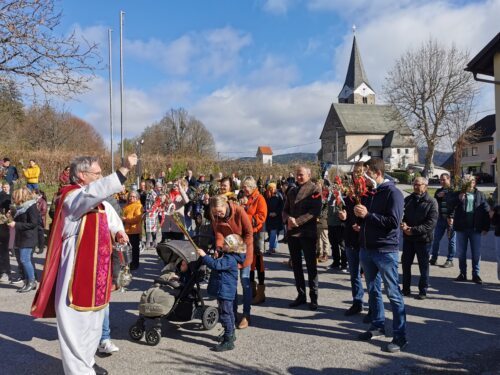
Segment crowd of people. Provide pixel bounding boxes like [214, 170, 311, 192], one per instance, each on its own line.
[0, 154, 499, 374]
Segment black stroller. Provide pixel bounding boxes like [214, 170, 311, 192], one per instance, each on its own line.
[128, 239, 218, 346]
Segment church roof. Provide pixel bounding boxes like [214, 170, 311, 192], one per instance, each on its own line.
[342, 36, 373, 92]
[333, 103, 413, 135]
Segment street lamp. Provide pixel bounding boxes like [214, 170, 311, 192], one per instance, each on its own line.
[135, 139, 144, 187]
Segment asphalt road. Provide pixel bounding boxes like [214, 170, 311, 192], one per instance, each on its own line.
[1, 229, 499, 375]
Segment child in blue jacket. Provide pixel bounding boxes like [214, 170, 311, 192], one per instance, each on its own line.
[197, 234, 246, 352]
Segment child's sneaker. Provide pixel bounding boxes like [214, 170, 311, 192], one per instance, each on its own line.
[98, 339, 119, 354]
[213, 338, 235, 352]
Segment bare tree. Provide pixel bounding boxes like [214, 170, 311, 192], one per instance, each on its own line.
[384, 39, 478, 176]
[140, 108, 216, 158]
[0, 0, 100, 97]
[446, 94, 481, 180]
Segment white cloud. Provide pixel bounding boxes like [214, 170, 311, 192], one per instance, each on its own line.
[125, 27, 251, 78]
[307, 0, 415, 17]
[261, 0, 295, 14]
[191, 81, 341, 156]
[246, 55, 300, 86]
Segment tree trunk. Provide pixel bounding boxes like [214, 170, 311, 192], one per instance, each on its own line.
[423, 145, 435, 178]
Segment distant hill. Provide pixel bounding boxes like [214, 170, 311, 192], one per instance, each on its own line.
[238, 152, 317, 164]
[418, 148, 453, 167]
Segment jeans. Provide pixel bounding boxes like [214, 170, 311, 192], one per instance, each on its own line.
[456, 229, 482, 276]
[402, 241, 430, 294]
[328, 225, 347, 268]
[101, 305, 111, 342]
[360, 248, 406, 339]
[268, 229, 279, 251]
[19, 247, 35, 282]
[219, 299, 235, 339]
[233, 266, 251, 316]
[431, 217, 456, 261]
[345, 246, 364, 304]
[495, 236, 500, 280]
[288, 236, 318, 301]
[26, 183, 39, 191]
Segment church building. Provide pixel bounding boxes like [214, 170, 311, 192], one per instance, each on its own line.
[318, 32, 416, 170]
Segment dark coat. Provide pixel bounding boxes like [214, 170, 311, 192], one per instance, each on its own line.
[359, 180, 404, 252]
[14, 203, 40, 248]
[283, 180, 322, 238]
[0, 192, 11, 212]
[4, 165, 19, 184]
[434, 187, 454, 220]
[403, 192, 438, 243]
[448, 189, 490, 232]
[203, 252, 245, 300]
[343, 197, 361, 248]
[265, 194, 284, 231]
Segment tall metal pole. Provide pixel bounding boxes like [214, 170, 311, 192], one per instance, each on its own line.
[119, 10, 125, 164]
[108, 29, 114, 171]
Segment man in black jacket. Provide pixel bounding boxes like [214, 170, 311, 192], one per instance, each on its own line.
[448, 175, 490, 284]
[430, 173, 456, 267]
[401, 177, 438, 299]
[283, 166, 322, 310]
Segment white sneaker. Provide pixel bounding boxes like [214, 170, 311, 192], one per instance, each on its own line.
[98, 339, 119, 354]
[0, 273, 9, 283]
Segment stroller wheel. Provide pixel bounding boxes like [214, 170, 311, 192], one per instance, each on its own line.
[145, 328, 161, 346]
[202, 306, 219, 330]
[129, 324, 145, 341]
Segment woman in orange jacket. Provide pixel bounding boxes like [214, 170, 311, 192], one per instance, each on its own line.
[122, 190, 143, 270]
[241, 176, 268, 313]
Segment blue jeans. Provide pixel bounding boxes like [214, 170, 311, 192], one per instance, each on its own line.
[345, 246, 364, 304]
[19, 247, 35, 282]
[233, 266, 251, 316]
[360, 248, 406, 339]
[456, 229, 482, 276]
[26, 183, 39, 191]
[268, 229, 279, 251]
[101, 305, 110, 342]
[219, 299, 235, 338]
[431, 217, 456, 261]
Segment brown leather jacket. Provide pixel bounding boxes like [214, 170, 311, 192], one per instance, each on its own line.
[283, 180, 322, 238]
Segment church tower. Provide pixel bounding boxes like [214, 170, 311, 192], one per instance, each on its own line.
[338, 27, 375, 104]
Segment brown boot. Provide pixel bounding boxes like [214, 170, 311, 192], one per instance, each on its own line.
[252, 284, 266, 305]
[251, 281, 257, 298]
[238, 315, 249, 329]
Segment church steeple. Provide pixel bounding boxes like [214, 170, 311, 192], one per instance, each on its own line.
[338, 29, 375, 104]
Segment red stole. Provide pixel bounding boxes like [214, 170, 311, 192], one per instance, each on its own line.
[31, 185, 113, 318]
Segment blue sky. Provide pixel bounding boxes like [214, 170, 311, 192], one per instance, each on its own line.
[56, 0, 498, 156]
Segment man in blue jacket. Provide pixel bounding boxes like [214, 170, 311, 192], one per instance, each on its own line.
[2, 158, 19, 190]
[354, 158, 407, 353]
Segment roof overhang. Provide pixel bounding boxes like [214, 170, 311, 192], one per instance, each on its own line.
[465, 33, 500, 84]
